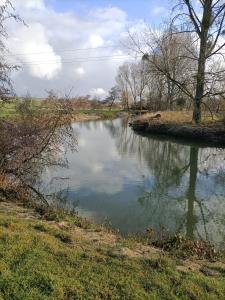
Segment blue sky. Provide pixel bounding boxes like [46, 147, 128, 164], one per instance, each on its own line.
[50, 0, 170, 23]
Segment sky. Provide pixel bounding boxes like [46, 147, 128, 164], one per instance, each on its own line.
[5, 0, 171, 98]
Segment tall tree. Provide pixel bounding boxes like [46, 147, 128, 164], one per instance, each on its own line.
[174, 1, 225, 123]
[127, 1, 225, 123]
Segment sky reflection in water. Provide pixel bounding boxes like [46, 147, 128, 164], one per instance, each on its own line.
[43, 118, 225, 246]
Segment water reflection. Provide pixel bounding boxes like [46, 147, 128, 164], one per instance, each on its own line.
[186, 147, 198, 240]
[43, 118, 225, 246]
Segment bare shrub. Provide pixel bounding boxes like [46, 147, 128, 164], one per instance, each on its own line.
[0, 96, 76, 205]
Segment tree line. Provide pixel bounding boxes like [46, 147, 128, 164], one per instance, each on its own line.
[110, 1, 225, 125]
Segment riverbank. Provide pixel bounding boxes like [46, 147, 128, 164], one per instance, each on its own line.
[131, 111, 225, 146]
[71, 109, 124, 122]
[1, 200, 225, 299]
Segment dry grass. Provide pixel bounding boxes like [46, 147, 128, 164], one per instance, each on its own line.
[134, 111, 224, 126]
[135, 111, 192, 125]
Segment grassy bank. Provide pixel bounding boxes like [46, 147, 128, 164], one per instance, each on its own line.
[131, 111, 225, 146]
[133, 111, 224, 126]
[1, 201, 225, 299]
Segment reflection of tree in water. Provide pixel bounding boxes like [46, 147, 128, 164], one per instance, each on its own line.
[104, 119, 225, 245]
[104, 118, 190, 189]
[186, 147, 198, 240]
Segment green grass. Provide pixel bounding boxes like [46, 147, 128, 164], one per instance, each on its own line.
[0, 102, 17, 118]
[0, 100, 123, 120]
[0, 206, 225, 299]
[74, 108, 122, 119]
[0, 100, 42, 118]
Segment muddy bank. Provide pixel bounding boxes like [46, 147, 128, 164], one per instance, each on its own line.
[131, 122, 225, 146]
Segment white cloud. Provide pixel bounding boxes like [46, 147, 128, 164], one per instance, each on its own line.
[8, 23, 62, 80]
[152, 6, 167, 15]
[90, 88, 107, 99]
[75, 67, 85, 77]
[90, 7, 127, 22]
[89, 34, 104, 48]
[5, 2, 130, 97]
[16, 0, 45, 10]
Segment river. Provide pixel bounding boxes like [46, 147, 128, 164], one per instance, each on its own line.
[42, 118, 225, 246]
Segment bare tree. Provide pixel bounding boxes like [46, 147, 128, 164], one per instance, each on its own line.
[126, 23, 198, 111]
[115, 61, 150, 111]
[136, 60, 150, 111]
[172, 1, 225, 124]
[125, 1, 225, 124]
[116, 64, 131, 110]
[106, 86, 120, 110]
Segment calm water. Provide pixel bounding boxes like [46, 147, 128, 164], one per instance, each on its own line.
[43, 118, 225, 246]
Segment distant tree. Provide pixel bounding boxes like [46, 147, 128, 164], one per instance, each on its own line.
[115, 62, 149, 111]
[106, 86, 120, 110]
[136, 60, 150, 111]
[116, 64, 131, 110]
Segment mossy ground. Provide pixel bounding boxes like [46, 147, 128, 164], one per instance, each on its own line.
[0, 202, 225, 299]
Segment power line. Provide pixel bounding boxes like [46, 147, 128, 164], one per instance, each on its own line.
[5, 45, 121, 57]
[21, 57, 139, 66]
[9, 54, 141, 66]
[15, 54, 131, 64]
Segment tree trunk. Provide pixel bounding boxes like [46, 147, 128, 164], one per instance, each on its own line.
[139, 91, 143, 113]
[192, 44, 206, 124]
[192, 1, 211, 125]
[167, 77, 171, 110]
